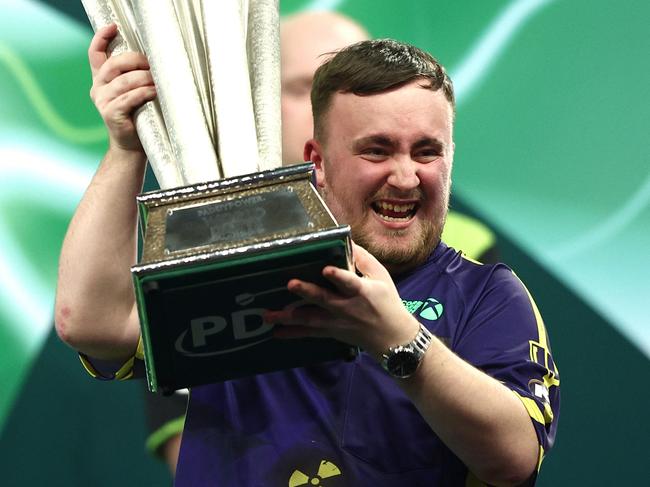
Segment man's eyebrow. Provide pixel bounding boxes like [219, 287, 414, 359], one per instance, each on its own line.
[352, 135, 396, 149]
[412, 137, 445, 152]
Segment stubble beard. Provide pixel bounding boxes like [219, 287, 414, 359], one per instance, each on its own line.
[352, 212, 445, 275]
[322, 186, 448, 275]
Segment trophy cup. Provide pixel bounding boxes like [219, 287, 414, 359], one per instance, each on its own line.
[82, 0, 356, 394]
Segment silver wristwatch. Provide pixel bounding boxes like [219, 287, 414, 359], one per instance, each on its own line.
[381, 323, 433, 378]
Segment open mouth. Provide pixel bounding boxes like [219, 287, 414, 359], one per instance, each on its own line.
[371, 201, 418, 222]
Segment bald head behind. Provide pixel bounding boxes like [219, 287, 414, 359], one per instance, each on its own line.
[280, 11, 370, 165]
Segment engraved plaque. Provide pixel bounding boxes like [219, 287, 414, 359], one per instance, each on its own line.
[165, 188, 311, 253]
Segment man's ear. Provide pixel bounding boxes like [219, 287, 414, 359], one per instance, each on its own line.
[304, 138, 325, 188]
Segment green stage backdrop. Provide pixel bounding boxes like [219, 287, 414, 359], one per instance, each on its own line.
[1, 0, 648, 485]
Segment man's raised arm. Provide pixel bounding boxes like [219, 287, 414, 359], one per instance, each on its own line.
[55, 24, 156, 361]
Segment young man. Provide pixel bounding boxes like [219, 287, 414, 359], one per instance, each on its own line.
[280, 12, 498, 263]
[56, 34, 559, 486]
[145, 11, 500, 473]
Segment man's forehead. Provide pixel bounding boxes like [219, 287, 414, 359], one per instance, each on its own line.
[280, 14, 369, 77]
[329, 84, 453, 120]
[321, 85, 454, 144]
[280, 50, 328, 85]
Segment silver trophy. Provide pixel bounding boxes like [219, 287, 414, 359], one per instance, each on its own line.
[82, 0, 355, 393]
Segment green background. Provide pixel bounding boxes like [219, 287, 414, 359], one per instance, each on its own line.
[0, 0, 648, 485]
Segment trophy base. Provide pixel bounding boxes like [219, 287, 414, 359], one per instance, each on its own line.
[131, 164, 357, 393]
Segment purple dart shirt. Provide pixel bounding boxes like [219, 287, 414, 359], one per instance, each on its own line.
[176, 242, 560, 486]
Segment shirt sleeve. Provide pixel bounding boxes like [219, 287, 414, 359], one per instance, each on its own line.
[453, 266, 560, 469]
[78, 335, 146, 381]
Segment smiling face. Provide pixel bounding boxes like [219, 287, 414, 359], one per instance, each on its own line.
[305, 80, 454, 274]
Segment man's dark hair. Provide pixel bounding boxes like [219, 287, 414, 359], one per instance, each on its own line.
[311, 38, 455, 141]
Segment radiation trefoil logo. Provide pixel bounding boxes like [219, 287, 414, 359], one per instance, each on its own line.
[289, 460, 341, 486]
[402, 297, 444, 321]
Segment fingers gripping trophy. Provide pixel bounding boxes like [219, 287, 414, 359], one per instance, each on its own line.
[82, 0, 356, 394]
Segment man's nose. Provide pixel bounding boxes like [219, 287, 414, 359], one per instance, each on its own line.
[387, 158, 420, 191]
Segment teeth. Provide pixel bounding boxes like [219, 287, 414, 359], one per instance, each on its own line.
[378, 214, 410, 222]
[377, 202, 415, 212]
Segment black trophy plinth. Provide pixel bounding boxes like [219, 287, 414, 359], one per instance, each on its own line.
[131, 163, 357, 393]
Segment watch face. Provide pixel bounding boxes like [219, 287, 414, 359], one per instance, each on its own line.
[386, 349, 419, 378]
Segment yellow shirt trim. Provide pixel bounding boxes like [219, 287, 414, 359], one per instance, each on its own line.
[442, 211, 495, 261]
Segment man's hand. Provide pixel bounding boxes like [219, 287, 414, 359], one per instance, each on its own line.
[88, 23, 156, 152]
[266, 242, 420, 356]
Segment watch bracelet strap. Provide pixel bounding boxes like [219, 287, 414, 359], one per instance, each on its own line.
[382, 322, 433, 359]
[412, 323, 434, 355]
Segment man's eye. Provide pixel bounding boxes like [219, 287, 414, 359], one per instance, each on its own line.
[282, 79, 312, 97]
[414, 150, 441, 162]
[363, 147, 388, 156]
[283, 86, 310, 97]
